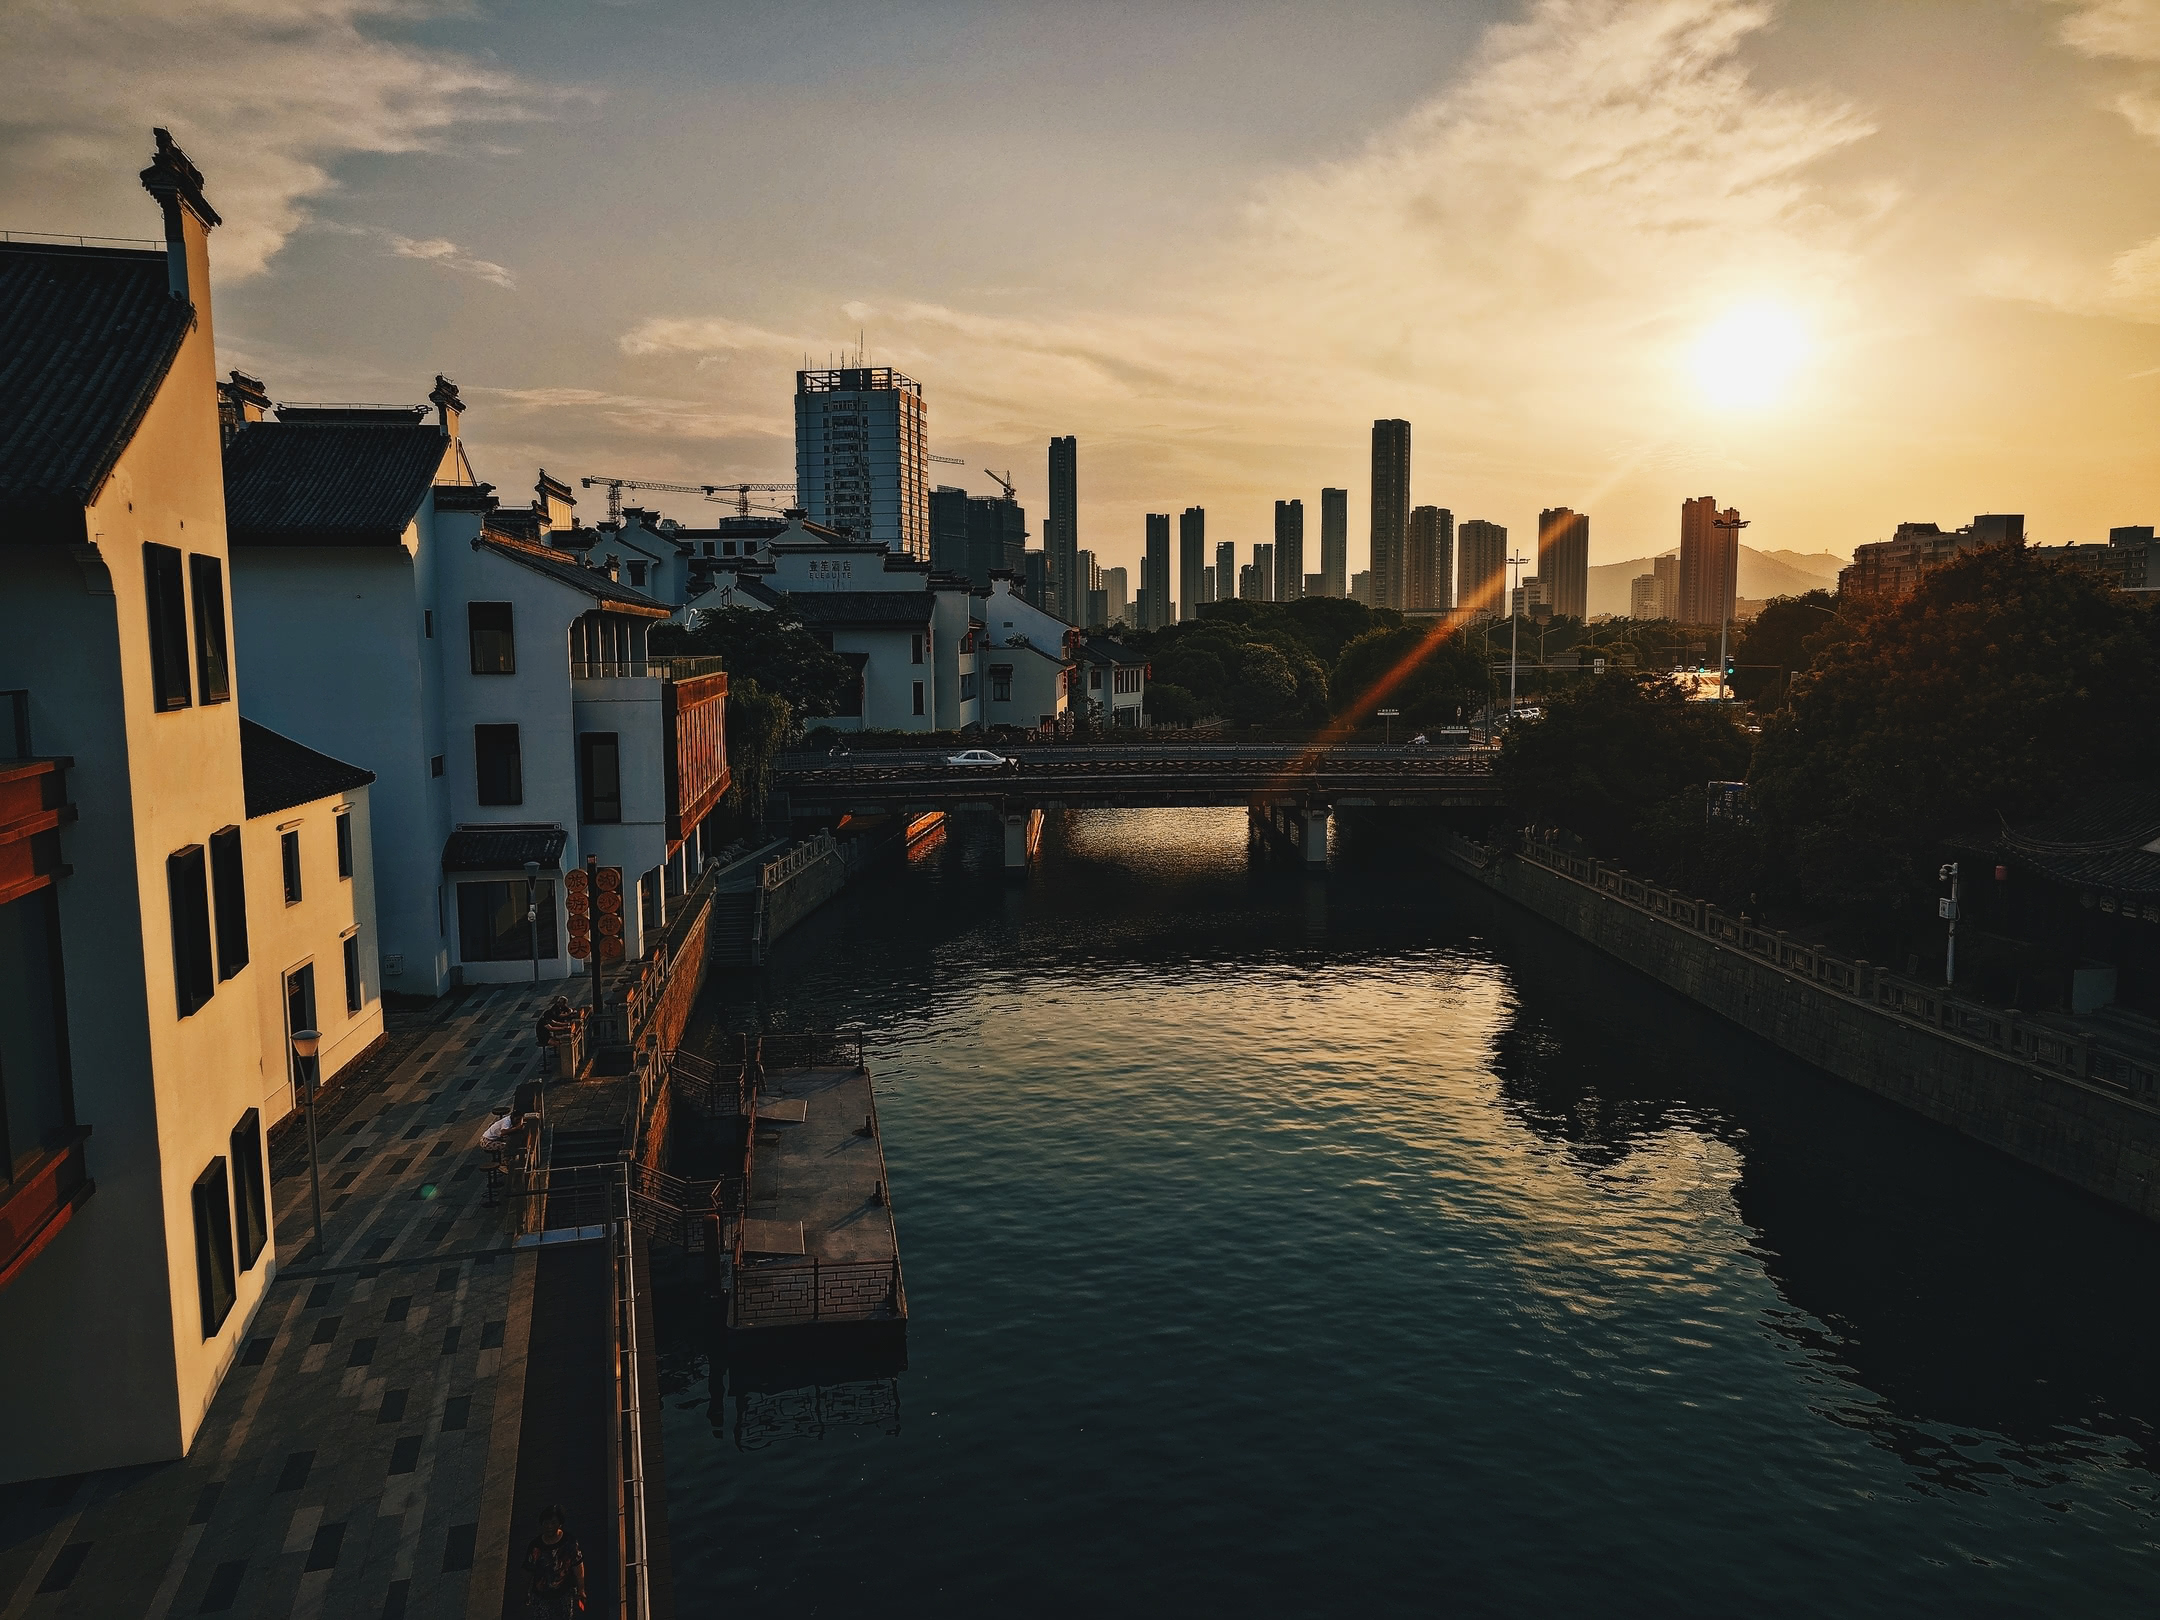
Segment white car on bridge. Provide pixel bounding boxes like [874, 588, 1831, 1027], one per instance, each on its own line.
[946, 749, 1011, 767]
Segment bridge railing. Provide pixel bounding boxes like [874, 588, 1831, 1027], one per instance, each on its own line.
[1510, 833, 2160, 1107]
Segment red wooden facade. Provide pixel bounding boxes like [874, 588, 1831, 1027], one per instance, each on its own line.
[664, 671, 729, 850]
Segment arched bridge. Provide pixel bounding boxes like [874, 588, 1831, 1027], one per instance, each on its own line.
[771, 744, 1503, 867]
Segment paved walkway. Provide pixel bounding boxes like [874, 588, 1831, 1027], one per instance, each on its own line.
[0, 984, 560, 1620]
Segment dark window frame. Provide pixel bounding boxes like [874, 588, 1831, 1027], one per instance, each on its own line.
[285, 964, 317, 1098]
[335, 811, 353, 880]
[168, 845, 214, 1016]
[192, 1156, 237, 1337]
[144, 543, 192, 712]
[280, 828, 303, 905]
[455, 879, 558, 963]
[189, 553, 231, 705]
[467, 602, 516, 675]
[579, 732, 622, 824]
[912, 681, 925, 716]
[342, 932, 363, 1014]
[474, 724, 523, 806]
[209, 824, 249, 980]
[229, 1111, 267, 1271]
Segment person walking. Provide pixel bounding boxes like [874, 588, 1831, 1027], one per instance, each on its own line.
[524, 1505, 587, 1618]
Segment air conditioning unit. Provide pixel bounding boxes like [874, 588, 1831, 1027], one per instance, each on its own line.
[382, 953, 404, 977]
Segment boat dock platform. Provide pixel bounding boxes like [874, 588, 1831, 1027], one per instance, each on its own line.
[700, 1035, 907, 1352]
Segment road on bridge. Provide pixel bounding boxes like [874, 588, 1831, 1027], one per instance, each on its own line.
[772, 742, 1502, 814]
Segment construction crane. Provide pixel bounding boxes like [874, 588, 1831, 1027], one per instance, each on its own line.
[927, 453, 966, 465]
[982, 468, 1017, 501]
[580, 475, 796, 523]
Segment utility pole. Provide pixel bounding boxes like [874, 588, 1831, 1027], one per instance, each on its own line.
[1939, 863, 1961, 985]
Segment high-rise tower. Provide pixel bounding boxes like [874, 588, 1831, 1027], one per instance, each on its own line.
[1047, 436, 1079, 623]
[794, 367, 928, 559]
[1274, 500, 1305, 602]
[1369, 420, 1411, 610]
[1319, 488, 1348, 598]
[1677, 496, 1734, 626]
[1457, 520, 1508, 620]
[1179, 508, 1207, 622]
[1406, 506, 1454, 612]
[1144, 513, 1173, 629]
[1536, 507, 1589, 621]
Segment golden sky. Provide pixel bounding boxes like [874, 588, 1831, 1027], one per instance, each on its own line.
[7, 0, 2158, 579]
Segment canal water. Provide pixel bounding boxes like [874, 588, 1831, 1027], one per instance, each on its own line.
[656, 809, 2160, 1616]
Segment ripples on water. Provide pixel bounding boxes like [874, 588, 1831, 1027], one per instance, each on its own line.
[658, 809, 2160, 1617]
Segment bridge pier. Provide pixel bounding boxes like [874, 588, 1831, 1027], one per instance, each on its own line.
[1300, 805, 1329, 866]
[1249, 798, 1327, 864]
[1004, 808, 1043, 871]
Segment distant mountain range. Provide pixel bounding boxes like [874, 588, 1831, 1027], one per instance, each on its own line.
[1585, 546, 1845, 617]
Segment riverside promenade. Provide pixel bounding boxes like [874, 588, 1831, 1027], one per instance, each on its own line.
[0, 984, 606, 1620]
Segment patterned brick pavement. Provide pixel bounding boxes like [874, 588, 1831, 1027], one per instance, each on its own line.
[0, 983, 559, 1620]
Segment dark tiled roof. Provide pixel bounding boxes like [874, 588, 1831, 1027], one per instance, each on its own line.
[473, 537, 673, 616]
[442, 825, 568, 872]
[224, 422, 447, 546]
[433, 482, 498, 513]
[240, 718, 375, 818]
[784, 590, 934, 627]
[0, 243, 193, 541]
[1993, 786, 2160, 897]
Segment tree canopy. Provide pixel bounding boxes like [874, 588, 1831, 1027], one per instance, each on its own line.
[651, 606, 857, 714]
[1330, 623, 1492, 727]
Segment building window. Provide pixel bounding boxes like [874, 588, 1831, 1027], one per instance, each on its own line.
[475, 724, 523, 805]
[456, 880, 558, 963]
[145, 543, 192, 712]
[990, 665, 1013, 703]
[335, 810, 353, 879]
[189, 555, 231, 704]
[628, 561, 647, 588]
[1090, 667, 1103, 690]
[0, 889, 73, 1182]
[703, 542, 716, 557]
[424, 609, 433, 639]
[722, 542, 737, 557]
[229, 1111, 267, 1271]
[912, 681, 925, 716]
[467, 602, 516, 674]
[191, 1157, 236, 1338]
[281, 828, 303, 904]
[430, 754, 445, 779]
[911, 634, 924, 665]
[168, 845, 214, 1016]
[343, 932, 363, 1013]
[1115, 667, 1143, 695]
[580, 732, 621, 823]
[209, 825, 248, 980]
[285, 964, 317, 1098]
[640, 868, 661, 934]
[960, 672, 976, 701]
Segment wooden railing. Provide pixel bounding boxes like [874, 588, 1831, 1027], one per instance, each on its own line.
[1512, 834, 2160, 1107]
[760, 832, 838, 891]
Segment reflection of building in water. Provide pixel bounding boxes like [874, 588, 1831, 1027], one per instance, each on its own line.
[726, 1378, 903, 1450]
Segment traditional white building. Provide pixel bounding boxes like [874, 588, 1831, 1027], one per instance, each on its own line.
[239, 720, 383, 1127]
[0, 132, 288, 1482]
[226, 399, 727, 992]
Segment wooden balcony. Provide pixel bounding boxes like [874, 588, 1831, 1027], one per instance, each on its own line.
[0, 756, 75, 907]
[665, 670, 729, 849]
[0, 1127, 94, 1291]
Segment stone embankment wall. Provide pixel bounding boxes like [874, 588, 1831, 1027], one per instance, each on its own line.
[1442, 835, 2160, 1222]
[758, 833, 849, 959]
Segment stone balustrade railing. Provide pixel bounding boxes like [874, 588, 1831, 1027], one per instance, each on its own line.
[1511, 833, 2159, 1107]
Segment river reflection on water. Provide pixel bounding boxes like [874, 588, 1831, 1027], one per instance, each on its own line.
[655, 809, 2160, 1617]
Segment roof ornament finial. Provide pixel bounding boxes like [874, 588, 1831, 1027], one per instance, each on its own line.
[138, 127, 221, 230]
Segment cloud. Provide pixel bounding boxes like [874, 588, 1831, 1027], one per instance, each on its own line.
[2058, 0, 2160, 62]
[619, 0, 1878, 486]
[0, 0, 548, 277]
[476, 385, 788, 443]
[383, 234, 517, 290]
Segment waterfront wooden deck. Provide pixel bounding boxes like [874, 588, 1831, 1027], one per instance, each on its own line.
[728, 1059, 906, 1340]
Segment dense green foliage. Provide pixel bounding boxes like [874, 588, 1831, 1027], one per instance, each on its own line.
[1497, 671, 1750, 859]
[1748, 546, 2160, 918]
[721, 680, 793, 828]
[1501, 547, 2160, 939]
[1129, 598, 1492, 728]
[652, 606, 856, 714]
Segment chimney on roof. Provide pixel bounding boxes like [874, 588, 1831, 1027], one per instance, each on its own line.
[430, 374, 476, 485]
[138, 128, 219, 306]
[217, 370, 270, 447]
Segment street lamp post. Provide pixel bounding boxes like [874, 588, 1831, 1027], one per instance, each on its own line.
[1939, 862, 1961, 985]
[291, 1028, 325, 1260]
[523, 859, 542, 985]
[1505, 551, 1530, 719]
[1378, 707, 1400, 747]
[1711, 509, 1750, 703]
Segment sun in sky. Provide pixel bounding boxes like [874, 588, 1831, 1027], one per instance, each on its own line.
[1690, 303, 1810, 411]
